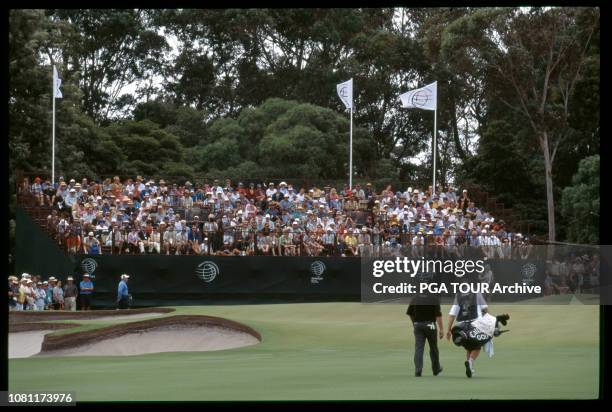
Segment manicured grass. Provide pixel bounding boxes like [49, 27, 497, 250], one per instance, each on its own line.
[8, 303, 599, 401]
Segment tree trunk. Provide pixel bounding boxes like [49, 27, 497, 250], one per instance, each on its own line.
[541, 131, 556, 242]
[450, 92, 468, 161]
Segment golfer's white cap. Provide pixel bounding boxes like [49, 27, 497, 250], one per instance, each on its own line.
[121, 274, 130, 279]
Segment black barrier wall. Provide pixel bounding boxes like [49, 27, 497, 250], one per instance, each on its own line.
[74, 255, 362, 307]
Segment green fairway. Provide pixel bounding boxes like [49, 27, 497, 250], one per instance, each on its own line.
[8, 303, 599, 401]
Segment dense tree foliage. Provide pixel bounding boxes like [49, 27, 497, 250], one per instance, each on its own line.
[9, 8, 599, 242]
[561, 155, 599, 244]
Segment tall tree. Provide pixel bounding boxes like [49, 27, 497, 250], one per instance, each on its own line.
[50, 9, 170, 124]
[442, 7, 599, 241]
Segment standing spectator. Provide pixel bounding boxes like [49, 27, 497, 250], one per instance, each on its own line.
[31, 177, 44, 205]
[63, 277, 78, 311]
[35, 281, 46, 311]
[25, 279, 36, 310]
[44, 280, 53, 310]
[117, 274, 130, 309]
[16, 278, 28, 311]
[79, 273, 94, 311]
[53, 280, 65, 310]
[8, 276, 19, 310]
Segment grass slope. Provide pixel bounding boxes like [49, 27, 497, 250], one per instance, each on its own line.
[8, 303, 599, 401]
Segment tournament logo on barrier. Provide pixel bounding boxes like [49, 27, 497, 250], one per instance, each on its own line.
[196, 261, 220, 283]
[80, 258, 98, 275]
[520, 262, 538, 285]
[310, 261, 326, 284]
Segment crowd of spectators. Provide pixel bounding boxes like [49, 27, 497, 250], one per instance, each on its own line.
[19, 175, 535, 259]
[544, 253, 600, 295]
[7, 272, 93, 311]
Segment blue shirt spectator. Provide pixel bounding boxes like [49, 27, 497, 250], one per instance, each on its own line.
[80, 277, 94, 295]
[117, 278, 129, 300]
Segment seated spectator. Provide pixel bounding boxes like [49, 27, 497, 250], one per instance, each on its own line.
[83, 231, 102, 254]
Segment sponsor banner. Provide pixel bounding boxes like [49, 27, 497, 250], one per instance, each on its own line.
[69, 256, 361, 307]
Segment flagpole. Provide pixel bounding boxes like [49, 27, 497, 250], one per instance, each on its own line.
[432, 109, 437, 195]
[349, 106, 353, 190]
[52, 66, 56, 185]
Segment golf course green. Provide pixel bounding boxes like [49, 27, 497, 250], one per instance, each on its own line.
[8, 302, 600, 401]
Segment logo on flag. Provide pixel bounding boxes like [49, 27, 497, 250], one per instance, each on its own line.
[399, 81, 437, 110]
[53, 66, 63, 99]
[336, 78, 353, 110]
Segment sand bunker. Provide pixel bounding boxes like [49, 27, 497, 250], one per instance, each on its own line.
[9, 315, 261, 358]
[39, 325, 259, 357]
[10, 330, 54, 359]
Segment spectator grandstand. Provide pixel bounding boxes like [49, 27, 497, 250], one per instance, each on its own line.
[17, 174, 536, 259]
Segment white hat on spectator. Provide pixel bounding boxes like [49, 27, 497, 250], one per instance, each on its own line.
[96, 196, 102, 200]
[67, 276, 73, 281]
[280, 181, 287, 186]
[318, 204, 324, 208]
[70, 188, 76, 192]
[70, 179, 76, 183]
[482, 229, 488, 234]
[463, 189, 468, 193]
[361, 227, 368, 232]
[353, 229, 360, 234]
[407, 187, 412, 193]
[265, 214, 270, 218]
[306, 210, 313, 214]
[237, 210, 243, 215]
[88, 232, 94, 236]
[413, 189, 419, 193]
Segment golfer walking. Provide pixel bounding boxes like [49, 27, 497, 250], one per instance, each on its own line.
[407, 293, 444, 377]
[117, 274, 130, 309]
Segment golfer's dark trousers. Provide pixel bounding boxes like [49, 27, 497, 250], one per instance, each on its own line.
[413, 321, 440, 374]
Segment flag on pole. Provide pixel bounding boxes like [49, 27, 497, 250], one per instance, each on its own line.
[399, 81, 436, 110]
[336, 78, 353, 110]
[53, 66, 63, 99]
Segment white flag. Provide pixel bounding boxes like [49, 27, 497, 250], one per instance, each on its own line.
[336, 78, 353, 111]
[53, 66, 63, 99]
[399, 81, 437, 110]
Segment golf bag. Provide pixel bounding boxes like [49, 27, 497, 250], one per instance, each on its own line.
[451, 313, 510, 351]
